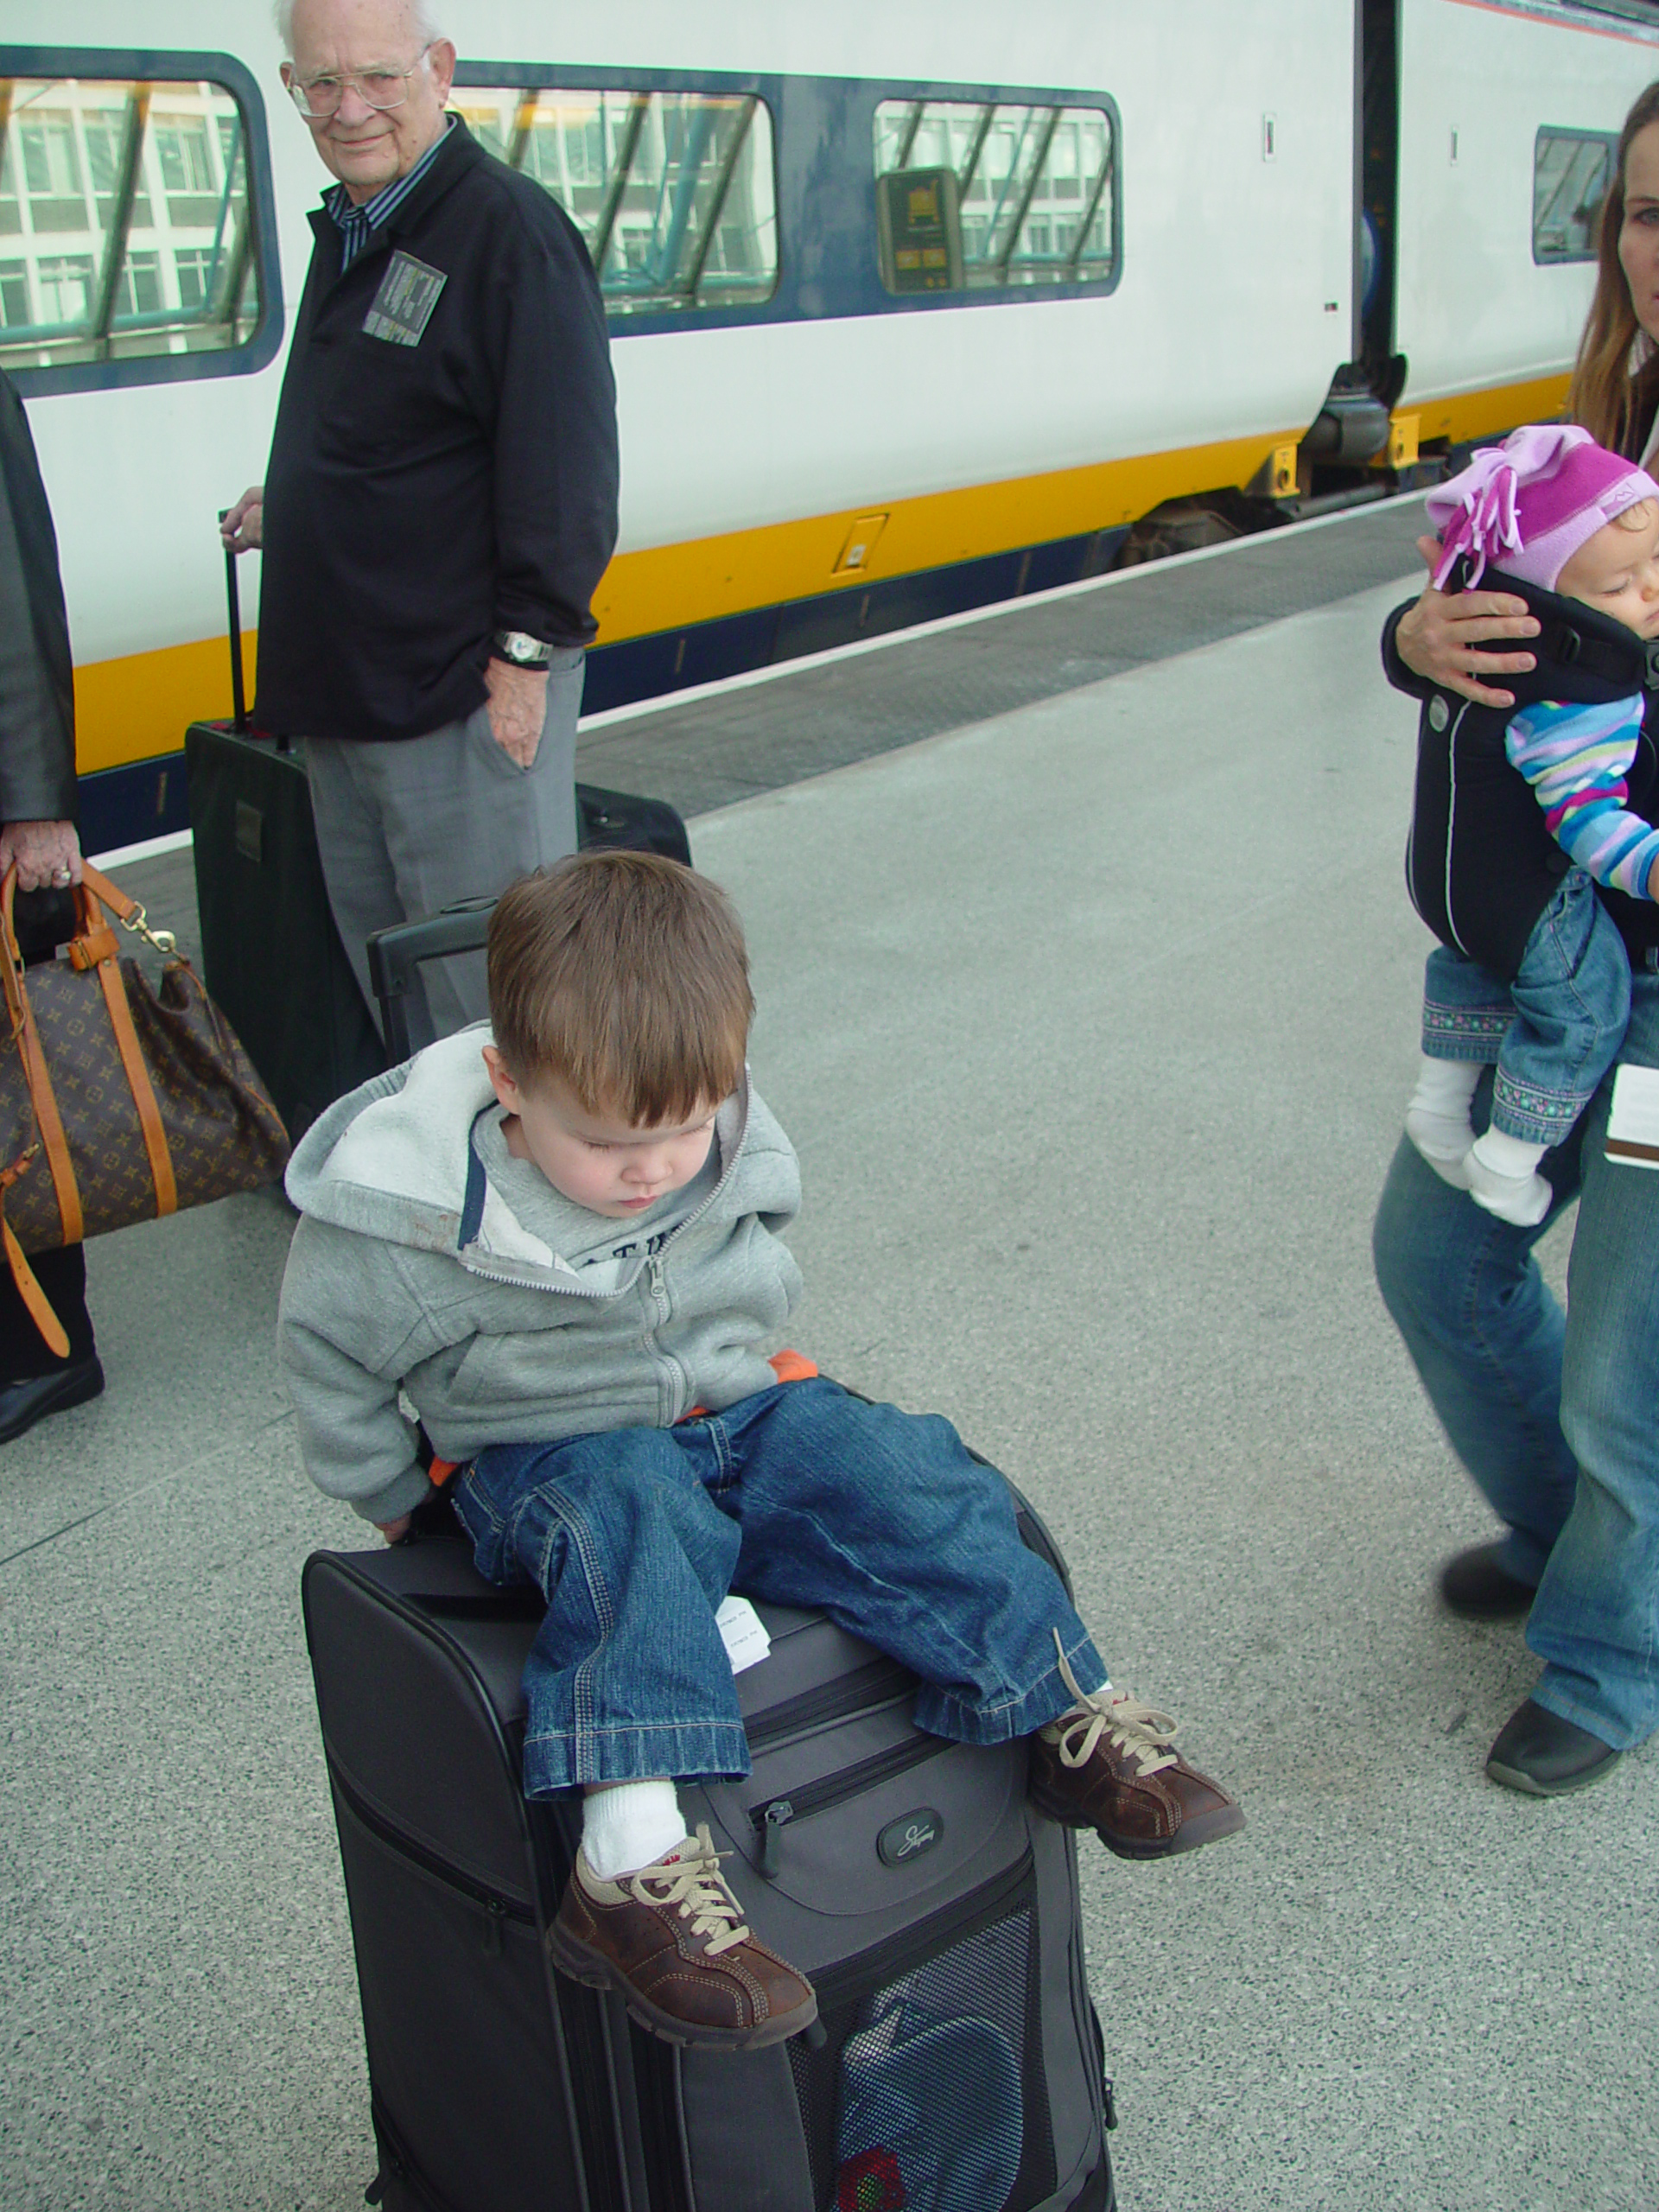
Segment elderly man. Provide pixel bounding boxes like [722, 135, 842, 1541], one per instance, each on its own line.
[222, 0, 619, 1048]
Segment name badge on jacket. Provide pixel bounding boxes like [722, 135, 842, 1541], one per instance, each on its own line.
[363, 251, 447, 346]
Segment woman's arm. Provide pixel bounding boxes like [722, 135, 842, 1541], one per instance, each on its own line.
[1388, 534, 1541, 709]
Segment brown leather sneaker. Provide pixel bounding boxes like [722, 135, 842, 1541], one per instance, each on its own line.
[545, 1825, 817, 2050]
[1027, 1646, 1244, 1861]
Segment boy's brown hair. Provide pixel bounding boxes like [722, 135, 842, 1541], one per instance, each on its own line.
[486, 853, 753, 1123]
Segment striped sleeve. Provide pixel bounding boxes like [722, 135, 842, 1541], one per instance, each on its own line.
[1504, 694, 1659, 899]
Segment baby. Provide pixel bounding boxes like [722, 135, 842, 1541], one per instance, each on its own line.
[1402, 424, 1659, 1224]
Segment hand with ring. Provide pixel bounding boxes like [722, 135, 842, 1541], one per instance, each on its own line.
[1393, 534, 1541, 708]
[0, 818, 84, 893]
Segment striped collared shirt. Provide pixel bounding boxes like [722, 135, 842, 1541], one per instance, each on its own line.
[327, 115, 454, 270]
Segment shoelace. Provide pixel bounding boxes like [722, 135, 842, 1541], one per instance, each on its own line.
[1044, 1632, 1180, 1779]
[630, 1825, 752, 1956]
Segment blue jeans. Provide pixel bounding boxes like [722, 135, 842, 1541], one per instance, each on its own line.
[1375, 962, 1659, 1748]
[1421, 870, 1631, 1146]
[452, 1377, 1106, 1795]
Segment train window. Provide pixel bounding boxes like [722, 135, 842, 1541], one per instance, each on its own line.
[448, 86, 778, 315]
[0, 73, 263, 376]
[1533, 129, 1616, 264]
[873, 99, 1115, 295]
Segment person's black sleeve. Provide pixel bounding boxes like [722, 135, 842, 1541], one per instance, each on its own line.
[487, 197, 620, 651]
[0, 371, 76, 825]
[1380, 598, 1433, 705]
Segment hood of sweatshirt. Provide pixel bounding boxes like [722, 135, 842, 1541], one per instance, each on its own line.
[283, 1026, 789, 1292]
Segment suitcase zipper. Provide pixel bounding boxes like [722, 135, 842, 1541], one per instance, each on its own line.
[752, 1733, 950, 1875]
[743, 1653, 917, 1752]
[330, 1759, 537, 1949]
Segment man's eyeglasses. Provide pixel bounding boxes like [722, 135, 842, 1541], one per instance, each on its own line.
[287, 46, 433, 120]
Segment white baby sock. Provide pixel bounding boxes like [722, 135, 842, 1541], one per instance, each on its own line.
[582, 1778, 688, 1879]
[1405, 1057, 1482, 1184]
[1465, 1129, 1552, 1228]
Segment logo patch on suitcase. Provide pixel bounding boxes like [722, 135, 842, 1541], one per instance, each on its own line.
[877, 1808, 943, 1866]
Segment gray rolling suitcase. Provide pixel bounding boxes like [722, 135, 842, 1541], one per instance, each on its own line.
[302, 1488, 1116, 2212]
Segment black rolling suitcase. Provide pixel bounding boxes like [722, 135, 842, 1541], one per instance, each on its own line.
[184, 544, 385, 1140]
[302, 1489, 1116, 2212]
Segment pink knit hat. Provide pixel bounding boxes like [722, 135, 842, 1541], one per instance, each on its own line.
[1427, 424, 1659, 592]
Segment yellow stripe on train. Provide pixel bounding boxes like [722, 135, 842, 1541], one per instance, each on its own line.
[70, 372, 1571, 782]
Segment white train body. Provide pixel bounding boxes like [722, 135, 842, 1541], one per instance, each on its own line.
[0, 0, 1655, 841]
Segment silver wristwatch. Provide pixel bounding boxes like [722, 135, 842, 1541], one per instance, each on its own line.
[492, 628, 555, 667]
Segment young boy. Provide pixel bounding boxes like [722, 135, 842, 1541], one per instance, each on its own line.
[279, 853, 1243, 2053]
[1403, 424, 1659, 1225]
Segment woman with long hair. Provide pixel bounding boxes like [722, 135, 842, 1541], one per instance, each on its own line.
[1373, 80, 1659, 1801]
[1395, 79, 1659, 702]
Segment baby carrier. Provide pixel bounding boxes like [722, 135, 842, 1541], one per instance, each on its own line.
[1403, 569, 1659, 982]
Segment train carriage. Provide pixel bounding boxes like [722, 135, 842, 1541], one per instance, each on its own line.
[1, 0, 1656, 851]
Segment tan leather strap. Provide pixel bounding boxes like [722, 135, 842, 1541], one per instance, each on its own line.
[15, 862, 179, 1223]
[76, 861, 139, 925]
[2, 1211, 70, 1359]
[67, 925, 120, 970]
[92, 943, 176, 1217]
[0, 867, 81, 1244]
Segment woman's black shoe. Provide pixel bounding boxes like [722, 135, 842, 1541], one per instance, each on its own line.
[1439, 1541, 1536, 1619]
[1486, 1698, 1621, 1796]
[0, 1355, 105, 1446]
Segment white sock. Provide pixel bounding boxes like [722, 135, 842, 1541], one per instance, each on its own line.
[1406, 1057, 1482, 1175]
[582, 1779, 687, 1879]
[1466, 1130, 1551, 1227]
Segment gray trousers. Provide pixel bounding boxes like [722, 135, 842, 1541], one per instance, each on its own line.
[303, 649, 583, 1052]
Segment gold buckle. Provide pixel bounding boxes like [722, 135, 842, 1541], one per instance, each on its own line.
[117, 900, 178, 957]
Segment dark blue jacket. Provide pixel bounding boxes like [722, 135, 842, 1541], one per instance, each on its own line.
[256, 120, 619, 745]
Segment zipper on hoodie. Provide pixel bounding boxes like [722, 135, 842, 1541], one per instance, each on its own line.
[645, 1255, 693, 1420]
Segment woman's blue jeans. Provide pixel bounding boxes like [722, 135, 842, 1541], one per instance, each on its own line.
[453, 1377, 1105, 1795]
[1375, 963, 1659, 1748]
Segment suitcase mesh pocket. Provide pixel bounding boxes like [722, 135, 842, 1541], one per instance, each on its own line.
[787, 1870, 1056, 2212]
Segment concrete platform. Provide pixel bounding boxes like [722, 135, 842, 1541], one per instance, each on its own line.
[4, 513, 1655, 2211]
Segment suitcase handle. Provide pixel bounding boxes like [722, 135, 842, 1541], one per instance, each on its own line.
[218, 512, 250, 736]
[366, 899, 496, 1063]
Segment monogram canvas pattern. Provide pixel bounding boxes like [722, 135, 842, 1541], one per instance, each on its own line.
[3, 954, 290, 1253]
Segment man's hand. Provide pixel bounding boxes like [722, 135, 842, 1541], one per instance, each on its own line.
[484, 657, 550, 768]
[375, 1515, 411, 1545]
[220, 486, 264, 554]
[0, 819, 82, 893]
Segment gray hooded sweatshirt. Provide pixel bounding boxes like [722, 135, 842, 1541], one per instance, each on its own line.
[277, 1027, 803, 1526]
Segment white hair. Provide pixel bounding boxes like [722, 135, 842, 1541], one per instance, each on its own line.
[273, 0, 447, 60]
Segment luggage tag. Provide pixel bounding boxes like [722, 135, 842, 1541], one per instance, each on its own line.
[1605, 1063, 1659, 1169]
[363, 250, 447, 346]
[716, 1594, 772, 1675]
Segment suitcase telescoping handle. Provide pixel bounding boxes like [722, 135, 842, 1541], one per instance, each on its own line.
[218, 512, 249, 736]
[366, 899, 496, 1064]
